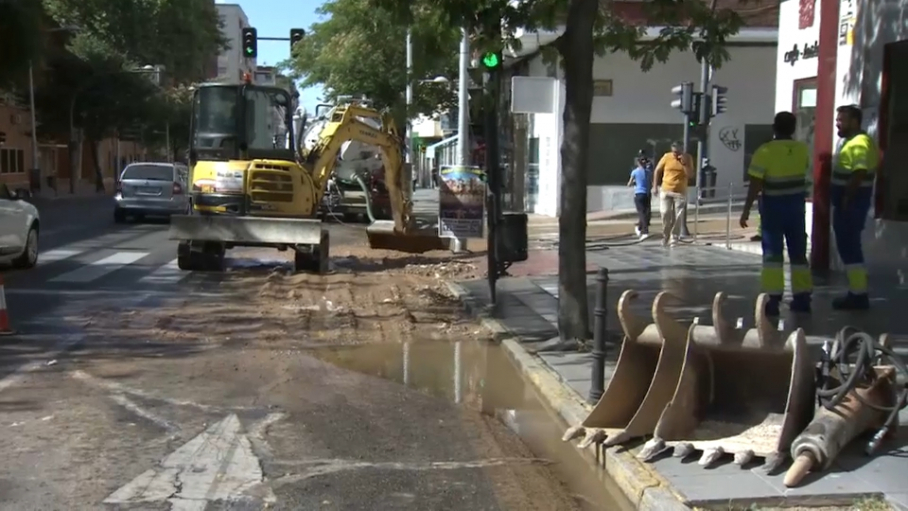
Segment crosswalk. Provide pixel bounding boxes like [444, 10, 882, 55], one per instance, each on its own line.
[17, 245, 196, 288]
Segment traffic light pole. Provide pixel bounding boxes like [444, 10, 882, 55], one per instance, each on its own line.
[484, 67, 501, 305]
[691, 61, 713, 239]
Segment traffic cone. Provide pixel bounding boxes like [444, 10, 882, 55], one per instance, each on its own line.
[0, 275, 14, 336]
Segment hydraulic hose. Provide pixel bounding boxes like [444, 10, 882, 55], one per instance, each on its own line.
[816, 326, 908, 454]
[354, 173, 378, 224]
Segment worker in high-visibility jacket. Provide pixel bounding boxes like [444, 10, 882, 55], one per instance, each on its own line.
[831, 104, 879, 310]
[740, 112, 812, 316]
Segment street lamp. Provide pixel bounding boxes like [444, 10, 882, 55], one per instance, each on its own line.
[68, 64, 160, 194]
[28, 25, 79, 195]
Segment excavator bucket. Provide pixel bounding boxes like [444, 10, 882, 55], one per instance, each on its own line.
[563, 290, 689, 448]
[650, 292, 816, 470]
[365, 220, 451, 253]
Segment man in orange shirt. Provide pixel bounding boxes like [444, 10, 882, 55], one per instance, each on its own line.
[652, 142, 694, 246]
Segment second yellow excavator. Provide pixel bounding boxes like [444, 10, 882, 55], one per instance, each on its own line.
[168, 81, 448, 272]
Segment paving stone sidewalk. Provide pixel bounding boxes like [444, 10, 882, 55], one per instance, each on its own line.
[457, 242, 908, 509]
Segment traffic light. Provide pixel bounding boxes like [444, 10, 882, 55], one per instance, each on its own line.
[671, 82, 694, 114]
[241, 27, 257, 58]
[480, 51, 502, 71]
[711, 85, 728, 117]
[290, 28, 305, 52]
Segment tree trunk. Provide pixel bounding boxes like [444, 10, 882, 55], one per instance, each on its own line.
[556, 0, 598, 343]
[89, 139, 105, 192]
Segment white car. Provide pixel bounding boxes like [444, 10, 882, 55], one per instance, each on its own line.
[0, 183, 39, 269]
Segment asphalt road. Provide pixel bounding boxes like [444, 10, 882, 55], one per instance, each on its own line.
[0, 195, 586, 511]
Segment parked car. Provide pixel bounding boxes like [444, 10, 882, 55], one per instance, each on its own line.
[0, 184, 39, 269]
[114, 162, 190, 223]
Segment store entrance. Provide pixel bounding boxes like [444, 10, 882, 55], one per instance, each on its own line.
[881, 40, 908, 220]
[793, 78, 817, 200]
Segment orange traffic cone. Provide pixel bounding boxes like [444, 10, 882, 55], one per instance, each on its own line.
[0, 275, 14, 335]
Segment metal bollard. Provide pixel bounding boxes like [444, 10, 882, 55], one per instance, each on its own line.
[589, 267, 610, 404]
[725, 182, 733, 250]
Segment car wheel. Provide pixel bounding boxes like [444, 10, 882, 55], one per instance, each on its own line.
[114, 208, 126, 223]
[12, 225, 38, 269]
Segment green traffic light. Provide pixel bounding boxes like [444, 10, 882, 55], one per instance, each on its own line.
[245, 48, 253, 54]
[482, 52, 500, 68]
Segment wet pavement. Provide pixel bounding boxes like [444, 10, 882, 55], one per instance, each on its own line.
[0, 197, 626, 510]
[455, 243, 908, 509]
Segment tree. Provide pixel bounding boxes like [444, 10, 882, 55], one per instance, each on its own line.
[286, 0, 461, 124]
[32, 0, 226, 188]
[371, 0, 746, 343]
[42, 0, 227, 83]
[0, 0, 46, 89]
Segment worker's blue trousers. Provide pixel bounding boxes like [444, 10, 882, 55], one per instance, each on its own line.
[831, 186, 872, 295]
[760, 194, 812, 299]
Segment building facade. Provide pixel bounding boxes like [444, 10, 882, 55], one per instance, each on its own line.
[506, 1, 780, 217]
[215, 3, 256, 82]
[773, 0, 908, 271]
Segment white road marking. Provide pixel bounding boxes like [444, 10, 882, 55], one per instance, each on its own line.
[70, 370, 258, 412]
[0, 335, 84, 393]
[109, 394, 180, 434]
[38, 248, 83, 266]
[49, 251, 149, 283]
[103, 414, 276, 508]
[139, 259, 191, 285]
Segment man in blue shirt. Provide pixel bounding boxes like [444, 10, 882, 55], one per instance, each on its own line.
[628, 156, 653, 239]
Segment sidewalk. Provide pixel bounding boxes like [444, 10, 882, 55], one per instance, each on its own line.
[448, 242, 908, 510]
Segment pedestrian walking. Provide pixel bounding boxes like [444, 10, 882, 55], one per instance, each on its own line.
[652, 142, 693, 247]
[628, 156, 652, 239]
[829, 104, 879, 310]
[740, 112, 813, 316]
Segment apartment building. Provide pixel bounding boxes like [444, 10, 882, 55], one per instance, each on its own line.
[215, 3, 256, 82]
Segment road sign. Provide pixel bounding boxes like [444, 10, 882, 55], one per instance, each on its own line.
[104, 414, 276, 508]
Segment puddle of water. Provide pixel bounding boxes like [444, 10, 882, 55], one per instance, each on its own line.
[311, 340, 633, 511]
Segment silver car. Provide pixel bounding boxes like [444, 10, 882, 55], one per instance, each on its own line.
[114, 162, 190, 222]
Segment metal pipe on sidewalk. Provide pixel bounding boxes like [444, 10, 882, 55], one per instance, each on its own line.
[589, 267, 609, 404]
[725, 182, 733, 250]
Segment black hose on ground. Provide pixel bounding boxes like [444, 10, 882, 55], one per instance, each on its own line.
[816, 326, 908, 454]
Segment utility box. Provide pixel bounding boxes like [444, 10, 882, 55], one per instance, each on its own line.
[497, 212, 528, 263]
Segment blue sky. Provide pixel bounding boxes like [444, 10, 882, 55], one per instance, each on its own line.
[215, 0, 325, 111]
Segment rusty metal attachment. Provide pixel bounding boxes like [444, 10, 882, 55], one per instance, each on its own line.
[562, 290, 688, 448]
[642, 292, 816, 470]
[785, 330, 906, 487]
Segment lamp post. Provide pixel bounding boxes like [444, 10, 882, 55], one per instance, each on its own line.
[68, 65, 158, 194]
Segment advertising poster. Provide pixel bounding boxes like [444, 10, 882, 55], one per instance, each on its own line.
[438, 165, 486, 239]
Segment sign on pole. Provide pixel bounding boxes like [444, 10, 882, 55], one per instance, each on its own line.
[438, 165, 486, 239]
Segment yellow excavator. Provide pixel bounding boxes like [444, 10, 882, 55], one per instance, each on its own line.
[169, 81, 447, 272]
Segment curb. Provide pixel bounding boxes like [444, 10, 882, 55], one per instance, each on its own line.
[445, 280, 691, 511]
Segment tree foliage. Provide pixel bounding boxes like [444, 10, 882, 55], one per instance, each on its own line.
[0, 0, 47, 89]
[370, 0, 748, 342]
[286, 0, 462, 122]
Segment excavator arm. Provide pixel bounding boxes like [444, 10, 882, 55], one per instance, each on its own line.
[302, 104, 412, 234]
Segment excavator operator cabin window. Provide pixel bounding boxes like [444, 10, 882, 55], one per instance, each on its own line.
[245, 88, 289, 150]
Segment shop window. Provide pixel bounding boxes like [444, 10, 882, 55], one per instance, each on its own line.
[0, 148, 25, 174]
[881, 41, 908, 221]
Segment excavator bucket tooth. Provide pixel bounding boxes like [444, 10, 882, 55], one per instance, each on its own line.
[365, 220, 451, 253]
[651, 292, 816, 469]
[565, 290, 688, 448]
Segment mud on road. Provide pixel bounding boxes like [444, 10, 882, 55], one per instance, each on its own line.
[0, 243, 601, 510]
[80, 245, 488, 350]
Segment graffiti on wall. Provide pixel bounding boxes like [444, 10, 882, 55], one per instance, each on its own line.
[718, 127, 742, 152]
